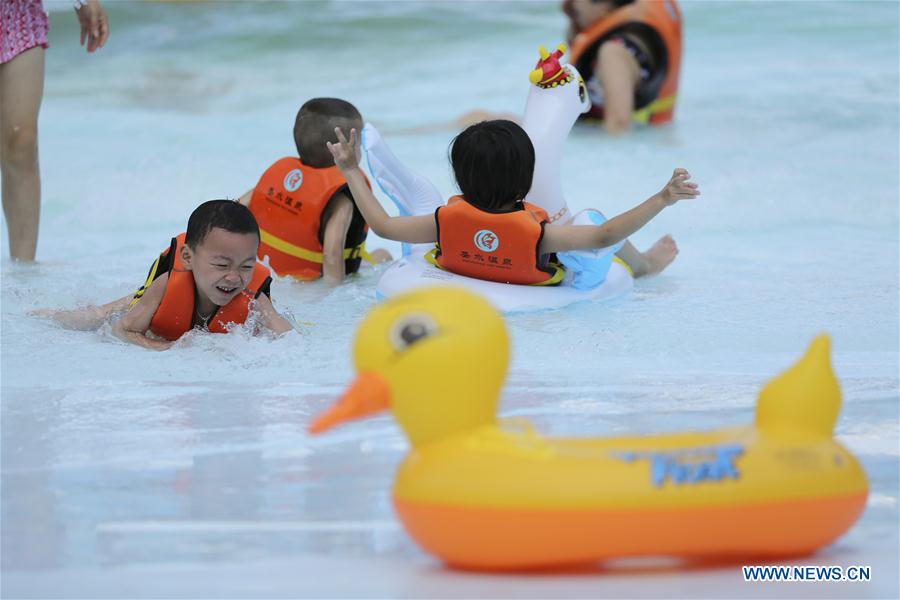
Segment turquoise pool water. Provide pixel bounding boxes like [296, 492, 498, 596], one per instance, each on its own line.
[2, 1, 897, 597]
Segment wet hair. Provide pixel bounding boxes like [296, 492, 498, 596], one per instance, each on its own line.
[294, 98, 363, 168]
[449, 120, 535, 211]
[184, 200, 260, 249]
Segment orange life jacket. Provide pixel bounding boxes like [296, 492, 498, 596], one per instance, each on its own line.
[429, 197, 565, 286]
[248, 157, 369, 280]
[141, 233, 273, 341]
[569, 0, 682, 125]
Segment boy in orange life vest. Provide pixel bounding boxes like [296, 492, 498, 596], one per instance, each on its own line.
[113, 200, 293, 350]
[34, 200, 293, 350]
[327, 120, 699, 285]
[563, 0, 682, 133]
[236, 98, 391, 283]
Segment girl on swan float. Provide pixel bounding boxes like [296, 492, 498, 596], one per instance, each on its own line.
[326, 46, 698, 310]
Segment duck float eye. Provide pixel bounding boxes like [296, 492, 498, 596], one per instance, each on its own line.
[389, 314, 438, 352]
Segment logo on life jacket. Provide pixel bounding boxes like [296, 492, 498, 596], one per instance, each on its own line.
[283, 169, 304, 192]
[474, 229, 499, 253]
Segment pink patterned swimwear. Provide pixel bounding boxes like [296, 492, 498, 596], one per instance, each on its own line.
[1, 0, 49, 64]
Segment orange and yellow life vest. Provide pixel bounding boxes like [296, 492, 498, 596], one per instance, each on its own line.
[569, 0, 682, 125]
[248, 157, 370, 280]
[429, 197, 565, 286]
[132, 233, 272, 341]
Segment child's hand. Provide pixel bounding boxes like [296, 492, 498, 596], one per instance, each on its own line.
[326, 127, 360, 174]
[659, 168, 700, 206]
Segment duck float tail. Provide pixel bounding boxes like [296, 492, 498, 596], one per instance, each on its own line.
[756, 335, 841, 438]
[310, 288, 868, 571]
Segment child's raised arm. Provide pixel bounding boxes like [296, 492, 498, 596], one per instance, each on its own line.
[327, 128, 437, 244]
[540, 168, 699, 254]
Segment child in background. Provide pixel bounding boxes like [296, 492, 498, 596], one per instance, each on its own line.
[446, 1, 682, 135]
[237, 98, 391, 283]
[564, 0, 683, 132]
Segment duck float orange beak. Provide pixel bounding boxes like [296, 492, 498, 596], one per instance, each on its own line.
[310, 287, 868, 571]
[308, 372, 390, 434]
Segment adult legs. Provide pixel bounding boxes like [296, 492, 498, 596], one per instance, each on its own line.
[1, 46, 45, 261]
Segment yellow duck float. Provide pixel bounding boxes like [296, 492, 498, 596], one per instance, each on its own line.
[310, 287, 868, 571]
